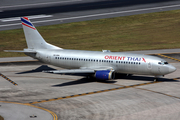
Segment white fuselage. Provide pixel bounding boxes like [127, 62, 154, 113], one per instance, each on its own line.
[28, 49, 176, 77]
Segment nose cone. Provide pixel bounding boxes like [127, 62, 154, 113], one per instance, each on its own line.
[169, 65, 176, 73]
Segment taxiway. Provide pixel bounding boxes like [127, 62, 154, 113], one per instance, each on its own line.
[0, 52, 180, 120]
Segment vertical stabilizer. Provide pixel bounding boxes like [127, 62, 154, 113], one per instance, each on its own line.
[21, 17, 62, 50]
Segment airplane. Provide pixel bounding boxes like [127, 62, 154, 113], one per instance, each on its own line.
[5, 17, 176, 81]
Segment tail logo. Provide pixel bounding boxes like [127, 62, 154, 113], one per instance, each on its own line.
[21, 17, 36, 30]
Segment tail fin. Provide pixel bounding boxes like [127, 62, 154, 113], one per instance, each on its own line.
[21, 17, 62, 50]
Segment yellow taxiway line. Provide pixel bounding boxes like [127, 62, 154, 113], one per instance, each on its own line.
[0, 101, 58, 120]
[0, 73, 18, 86]
[157, 54, 180, 62]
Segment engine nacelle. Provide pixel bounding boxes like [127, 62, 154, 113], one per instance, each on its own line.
[95, 70, 115, 80]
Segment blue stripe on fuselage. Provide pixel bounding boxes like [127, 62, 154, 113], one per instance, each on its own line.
[21, 18, 34, 27]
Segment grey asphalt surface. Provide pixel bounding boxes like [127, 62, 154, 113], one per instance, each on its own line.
[0, 102, 53, 120]
[126, 48, 180, 54]
[0, 50, 180, 119]
[1, 0, 180, 30]
[0, 57, 36, 63]
[0, 56, 180, 120]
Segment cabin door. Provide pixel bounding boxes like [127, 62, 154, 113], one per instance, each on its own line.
[147, 62, 152, 73]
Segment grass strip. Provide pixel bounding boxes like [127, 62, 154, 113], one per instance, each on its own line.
[1, 10, 180, 57]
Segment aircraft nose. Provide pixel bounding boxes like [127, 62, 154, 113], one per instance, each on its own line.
[169, 65, 176, 73]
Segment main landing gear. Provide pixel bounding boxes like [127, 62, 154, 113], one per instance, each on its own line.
[154, 78, 158, 82]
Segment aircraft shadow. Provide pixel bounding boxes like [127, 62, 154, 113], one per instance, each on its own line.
[52, 78, 117, 87]
[16, 65, 178, 87]
[16, 65, 56, 74]
[115, 73, 179, 82]
[52, 78, 94, 87]
[51, 74, 178, 87]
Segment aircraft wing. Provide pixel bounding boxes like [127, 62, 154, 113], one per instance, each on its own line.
[43, 69, 94, 74]
[43, 67, 114, 74]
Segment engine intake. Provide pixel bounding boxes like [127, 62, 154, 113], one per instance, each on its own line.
[95, 70, 115, 80]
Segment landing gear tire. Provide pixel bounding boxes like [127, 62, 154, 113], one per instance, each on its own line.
[154, 78, 158, 82]
[127, 74, 133, 76]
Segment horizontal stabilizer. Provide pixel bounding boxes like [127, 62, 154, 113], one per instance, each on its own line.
[4, 50, 36, 53]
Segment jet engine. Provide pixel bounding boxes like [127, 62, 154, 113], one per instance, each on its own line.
[95, 70, 115, 80]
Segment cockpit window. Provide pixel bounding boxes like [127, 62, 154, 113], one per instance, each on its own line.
[158, 61, 168, 65]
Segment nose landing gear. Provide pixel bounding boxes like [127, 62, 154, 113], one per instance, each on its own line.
[154, 75, 164, 82]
